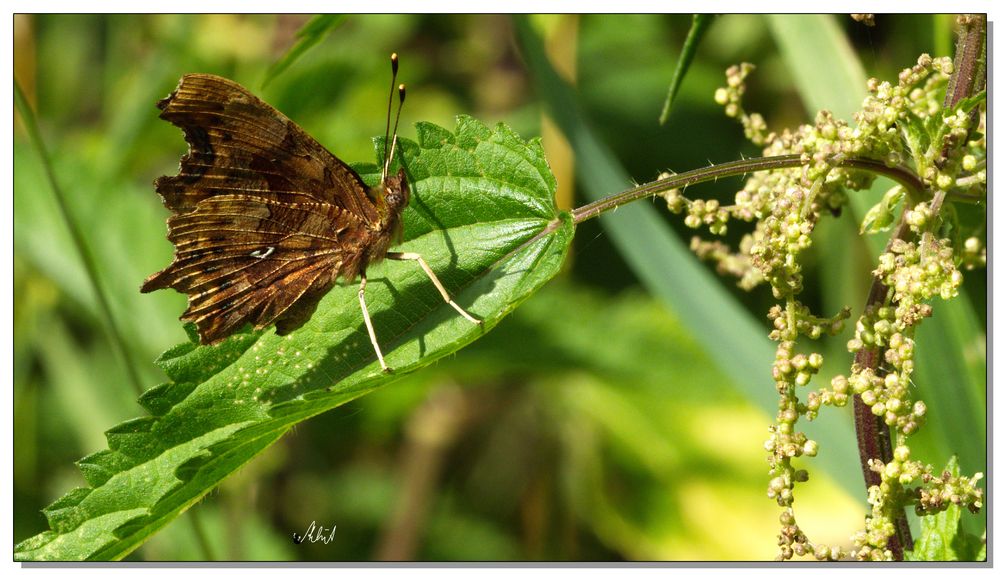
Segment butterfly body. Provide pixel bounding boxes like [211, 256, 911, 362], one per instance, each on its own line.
[142, 74, 410, 344]
[357, 172, 410, 275]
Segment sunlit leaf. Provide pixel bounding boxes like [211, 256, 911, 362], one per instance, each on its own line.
[14, 115, 572, 561]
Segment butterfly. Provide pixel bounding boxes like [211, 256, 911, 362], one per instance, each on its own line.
[142, 55, 480, 372]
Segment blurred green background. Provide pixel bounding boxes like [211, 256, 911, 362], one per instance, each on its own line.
[13, 14, 985, 561]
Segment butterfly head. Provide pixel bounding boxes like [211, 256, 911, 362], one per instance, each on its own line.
[383, 167, 410, 214]
[373, 166, 409, 244]
[376, 57, 409, 240]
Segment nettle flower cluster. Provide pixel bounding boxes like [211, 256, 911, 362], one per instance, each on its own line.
[663, 55, 985, 561]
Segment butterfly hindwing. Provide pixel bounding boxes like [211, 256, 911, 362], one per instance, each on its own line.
[143, 194, 375, 343]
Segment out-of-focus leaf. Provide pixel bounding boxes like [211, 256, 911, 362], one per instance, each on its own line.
[262, 15, 346, 88]
[515, 15, 863, 495]
[659, 14, 716, 125]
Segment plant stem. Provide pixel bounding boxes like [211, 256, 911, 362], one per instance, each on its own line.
[945, 15, 986, 108]
[853, 219, 915, 559]
[570, 154, 926, 225]
[850, 13, 985, 560]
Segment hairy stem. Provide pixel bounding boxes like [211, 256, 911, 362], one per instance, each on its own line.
[570, 154, 925, 225]
[851, 13, 985, 559]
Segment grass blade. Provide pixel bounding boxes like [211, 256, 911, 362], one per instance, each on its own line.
[261, 15, 346, 88]
[659, 14, 716, 125]
[14, 79, 145, 396]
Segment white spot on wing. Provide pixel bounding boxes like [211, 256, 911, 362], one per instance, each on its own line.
[250, 246, 276, 259]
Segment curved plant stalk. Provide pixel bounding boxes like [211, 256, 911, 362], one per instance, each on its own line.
[571, 155, 928, 225]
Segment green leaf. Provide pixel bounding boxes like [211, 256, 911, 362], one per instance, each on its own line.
[658, 14, 716, 125]
[951, 90, 986, 114]
[859, 185, 905, 234]
[14, 115, 572, 560]
[261, 15, 346, 89]
[909, 458, 985, 561]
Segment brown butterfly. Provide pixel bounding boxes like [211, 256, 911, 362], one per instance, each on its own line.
[142, 55, 480, 372]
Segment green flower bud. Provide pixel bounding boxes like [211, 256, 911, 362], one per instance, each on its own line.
[714, 87, 729, 105]
[884, 460, 901, 479]
[894, 445, 910, 461]
[802, 440, 818, 457]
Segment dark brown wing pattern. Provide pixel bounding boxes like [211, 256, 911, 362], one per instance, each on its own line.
[142, 74, 381, 344]
[152, 74, 379, 221]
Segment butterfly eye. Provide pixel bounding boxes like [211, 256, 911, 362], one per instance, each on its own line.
[249, 246, 276, 259]
[384, 180, 409, 212]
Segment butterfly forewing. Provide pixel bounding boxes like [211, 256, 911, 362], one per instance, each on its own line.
[153, 74, 379, 221]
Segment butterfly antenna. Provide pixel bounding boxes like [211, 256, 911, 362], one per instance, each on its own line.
[387, 84, 406, 171]
[382, 53, 400, 184]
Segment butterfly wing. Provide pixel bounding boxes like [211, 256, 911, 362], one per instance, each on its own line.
[143, 74, 379, 344]
[152, 73, 380, 222]
[142, 195, 372, 344]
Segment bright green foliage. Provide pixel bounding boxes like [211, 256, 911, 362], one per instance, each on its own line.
[14, 116, 572, 561]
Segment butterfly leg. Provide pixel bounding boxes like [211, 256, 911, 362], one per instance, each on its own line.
[358, 273, 391, 372]
[385, 252, 481, 324]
